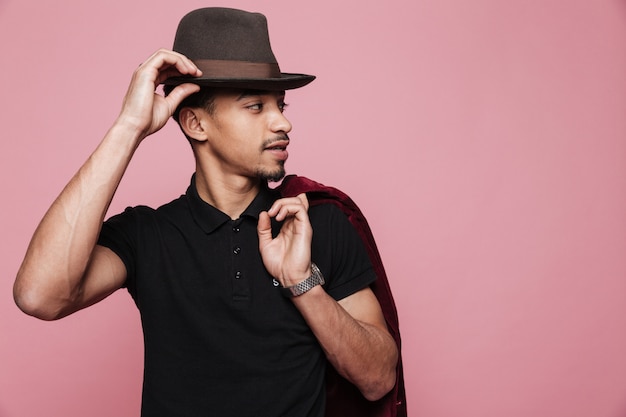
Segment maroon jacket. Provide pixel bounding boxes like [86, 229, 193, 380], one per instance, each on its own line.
[277, 175, 407, 417]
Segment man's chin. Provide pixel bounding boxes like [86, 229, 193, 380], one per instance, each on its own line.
[258, 166, 286, 183]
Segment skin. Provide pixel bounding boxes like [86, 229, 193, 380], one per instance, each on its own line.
[14, 48, 398, 401]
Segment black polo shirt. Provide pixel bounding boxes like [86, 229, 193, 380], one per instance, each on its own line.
[98, 175, 376, 417]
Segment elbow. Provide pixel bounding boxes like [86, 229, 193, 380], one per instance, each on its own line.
[361, 368, 397, 402]
[359, 341, 399, 401]
[13, 278, 64, 321]
[364, 340, 399, 401]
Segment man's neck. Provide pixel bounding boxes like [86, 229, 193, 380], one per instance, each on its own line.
[193, 169, 262, 220]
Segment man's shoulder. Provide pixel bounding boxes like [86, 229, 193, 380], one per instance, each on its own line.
[155, 193, 188, 212]
[107, 193, 188, 223]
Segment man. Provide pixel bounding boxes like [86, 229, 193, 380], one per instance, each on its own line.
[14, 7, 402, 417]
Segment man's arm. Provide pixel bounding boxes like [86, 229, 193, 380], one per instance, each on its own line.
[14, 49, 202, 320]
[257, 194, 398, 401]
[294, 285, 398, 401]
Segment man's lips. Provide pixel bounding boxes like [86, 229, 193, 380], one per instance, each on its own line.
[264, 140, 290, 160]
[263, 140, 290, 151]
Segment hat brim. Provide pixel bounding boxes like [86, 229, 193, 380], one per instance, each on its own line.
[163, 73, 315, 91]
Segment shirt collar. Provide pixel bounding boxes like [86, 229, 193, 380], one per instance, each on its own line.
[185, 174, 278, 234]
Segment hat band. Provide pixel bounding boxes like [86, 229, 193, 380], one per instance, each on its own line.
[194, 59, 281, 79]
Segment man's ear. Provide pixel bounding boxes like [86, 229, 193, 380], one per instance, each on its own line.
[179, 108, 208, 142]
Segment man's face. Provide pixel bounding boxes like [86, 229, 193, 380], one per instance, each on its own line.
[199, 89, 292, 182]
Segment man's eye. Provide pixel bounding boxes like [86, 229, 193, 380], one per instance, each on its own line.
[279, 103, 289, 112]
[247, 103, 263, 111]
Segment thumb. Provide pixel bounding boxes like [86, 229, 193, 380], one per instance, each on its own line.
[296, 193, 309, 210]
[164, 83, 201, 111]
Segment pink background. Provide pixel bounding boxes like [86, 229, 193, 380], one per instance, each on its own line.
[2, 0, 626, 416]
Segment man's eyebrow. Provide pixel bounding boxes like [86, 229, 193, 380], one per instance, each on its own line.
[236, 90, 286, 100]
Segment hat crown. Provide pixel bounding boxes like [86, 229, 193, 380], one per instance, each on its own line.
[165, 7, 315, 90]
[173, 8, 278, 64]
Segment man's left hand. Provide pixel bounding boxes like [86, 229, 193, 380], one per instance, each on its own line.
[257, 193, 312, 287]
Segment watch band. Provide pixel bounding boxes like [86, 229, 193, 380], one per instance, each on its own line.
[280, 263, 325, 297]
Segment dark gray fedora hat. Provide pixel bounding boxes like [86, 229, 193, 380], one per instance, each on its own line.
[164, 7, 315, 90]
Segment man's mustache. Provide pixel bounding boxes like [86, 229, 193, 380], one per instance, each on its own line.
[262, 134, 290, 148]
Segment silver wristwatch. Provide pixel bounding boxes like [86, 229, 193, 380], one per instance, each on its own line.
[280, 263, 325, 297]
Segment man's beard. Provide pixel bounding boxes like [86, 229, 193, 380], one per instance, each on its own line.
[258, 135, 289, 182]
[257, 162, 286, 183]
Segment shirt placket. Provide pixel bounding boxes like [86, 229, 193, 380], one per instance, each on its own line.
[230, 218, 250, 303]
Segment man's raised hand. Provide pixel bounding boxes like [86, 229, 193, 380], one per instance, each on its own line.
[117, 49, 202, 140]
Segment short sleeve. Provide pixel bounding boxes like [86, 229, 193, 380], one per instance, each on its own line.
[309, 204, 377, 301]
[97, 206, 151, 298]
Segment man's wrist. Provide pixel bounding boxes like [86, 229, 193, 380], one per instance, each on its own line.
[280, 263, 325, 297]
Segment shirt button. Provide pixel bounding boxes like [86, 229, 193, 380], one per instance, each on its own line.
[233, 226, 240, 233]
[233, 247, 241, 254]
[235, 271, 242, 279]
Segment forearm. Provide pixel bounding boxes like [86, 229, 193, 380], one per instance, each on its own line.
[14, 122, 141, 319]
[292, 287, 398, 401]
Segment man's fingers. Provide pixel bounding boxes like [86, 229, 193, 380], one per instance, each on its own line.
[267, 194, 309, 221]
[134, 49, 202, 88]
[269, 202, 306, 222]
[144, 48, 202, 78]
